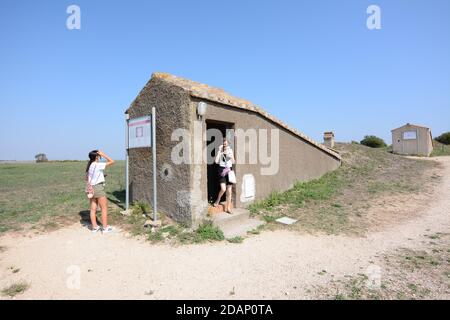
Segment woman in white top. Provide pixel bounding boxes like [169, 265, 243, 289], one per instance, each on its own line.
[85, 150, 115, 233]
[214, 138, 236, 214]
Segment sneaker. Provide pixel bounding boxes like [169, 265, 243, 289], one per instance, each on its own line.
[102, 226, 114, 234]
[91, 226, 101, 233]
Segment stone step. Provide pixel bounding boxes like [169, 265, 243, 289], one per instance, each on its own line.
[210, 208, 250, 229]
[219, 218, 265, 239]
[210, 208, 265, 238]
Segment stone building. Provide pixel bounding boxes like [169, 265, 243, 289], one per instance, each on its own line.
[126, 73, 341, 226]
[392, 123, 434, 157]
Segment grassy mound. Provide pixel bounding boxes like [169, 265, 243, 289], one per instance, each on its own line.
[250, 143, 438, 235]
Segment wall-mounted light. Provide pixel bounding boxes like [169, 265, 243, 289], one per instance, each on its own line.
[197, 102, 207, 120]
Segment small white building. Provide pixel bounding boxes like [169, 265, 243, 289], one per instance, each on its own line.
[391, 123, 433, 157]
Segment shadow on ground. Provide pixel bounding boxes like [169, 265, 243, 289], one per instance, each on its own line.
[78, 210, 98, 230]
[108, 190, 125, 210]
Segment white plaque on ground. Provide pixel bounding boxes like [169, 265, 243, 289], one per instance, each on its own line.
[276, 217, 298, 225]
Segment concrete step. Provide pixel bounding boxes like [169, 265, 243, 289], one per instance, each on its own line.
[210, 208, 264, 238]
[219, 218, 265, 239]
[210, 208, 250, 229]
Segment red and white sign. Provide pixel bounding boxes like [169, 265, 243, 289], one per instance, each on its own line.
[128, 116, 152, 149]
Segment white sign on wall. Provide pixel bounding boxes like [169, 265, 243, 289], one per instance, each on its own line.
[403, 131, 417, 140]
[128, 116, 152, 149]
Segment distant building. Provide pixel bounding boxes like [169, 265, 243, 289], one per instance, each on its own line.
[35, 153, 48, 163]
[323, 132, 335, 149]
[391, 123, 433, 157]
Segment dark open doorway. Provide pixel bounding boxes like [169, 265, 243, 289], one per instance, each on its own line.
[206, 120, 235, 206]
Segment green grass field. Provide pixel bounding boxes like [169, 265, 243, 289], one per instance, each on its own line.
[0, 161, 126, 234]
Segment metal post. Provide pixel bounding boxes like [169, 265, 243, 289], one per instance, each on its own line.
[125, 113, 130, 211]
[152, 107, 157, 221]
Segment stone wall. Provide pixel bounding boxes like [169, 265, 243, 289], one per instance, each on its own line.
[127, 77, 193, 225]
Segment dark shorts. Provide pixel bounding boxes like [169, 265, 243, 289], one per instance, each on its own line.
[218, 167, 233, 186]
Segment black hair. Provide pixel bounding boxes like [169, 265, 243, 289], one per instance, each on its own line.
[86, 150, 99, 173]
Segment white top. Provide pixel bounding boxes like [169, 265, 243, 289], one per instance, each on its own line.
[88, 162, 107, 185]
[217, 148, 234, 168]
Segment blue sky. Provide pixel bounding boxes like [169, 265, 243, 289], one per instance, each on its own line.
[1, 0, 449, 160]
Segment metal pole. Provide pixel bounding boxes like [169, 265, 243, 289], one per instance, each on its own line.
[152, 107, 157, 221]
[125, 113, 130, 211]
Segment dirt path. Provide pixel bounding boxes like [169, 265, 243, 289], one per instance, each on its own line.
[1, 157, 449, 300]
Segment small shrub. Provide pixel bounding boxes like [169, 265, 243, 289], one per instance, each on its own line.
[435, 132, 450, 145]
[263, 215, 276, 223]
[177, 231, 197, 243]
[160, 225, 180, 237]
[148, 229, 164, 243]
[1, 282, 30, 297]
[360, 135, 387, 148]
[227, 236, 244, 244]
[266, 191, 283, 208]
[195, 221, 224, 242]
[131, 202, 151, 215]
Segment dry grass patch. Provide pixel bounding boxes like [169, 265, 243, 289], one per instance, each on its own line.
[250, 143, 440, 235]
[1, 281, 30, 297]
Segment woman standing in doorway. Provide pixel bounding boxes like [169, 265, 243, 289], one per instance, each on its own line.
[213, 138, 236, 214]
[85, 150, 115, 233]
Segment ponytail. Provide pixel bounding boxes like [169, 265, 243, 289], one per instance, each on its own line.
[86, 150, 99, 174]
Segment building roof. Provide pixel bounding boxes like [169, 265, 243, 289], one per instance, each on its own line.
[392, 123, 433, 142]
[132, 72, 341, 160]
[391, 123, 431, 132]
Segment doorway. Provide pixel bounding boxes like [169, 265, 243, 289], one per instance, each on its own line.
[206, 120, 236, 206]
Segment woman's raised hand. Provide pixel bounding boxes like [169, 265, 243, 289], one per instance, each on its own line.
[98, 150, 115, 166]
